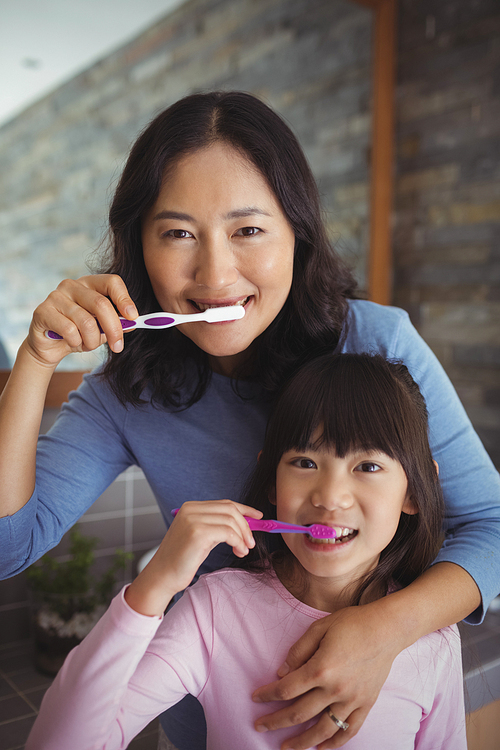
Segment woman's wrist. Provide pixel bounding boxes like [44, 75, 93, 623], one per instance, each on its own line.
[371, 562, 481, 652]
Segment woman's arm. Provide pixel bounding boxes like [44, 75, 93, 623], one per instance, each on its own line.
[0, 275, 137, 519]
[252, 562, 478, 750]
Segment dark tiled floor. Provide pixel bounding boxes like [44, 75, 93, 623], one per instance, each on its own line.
[0, 639, 159, 750]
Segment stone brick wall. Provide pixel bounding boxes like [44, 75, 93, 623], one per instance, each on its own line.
[394, 0, 500, 468]
[0, 0, 372, 368]
[0, 0, 373, 644]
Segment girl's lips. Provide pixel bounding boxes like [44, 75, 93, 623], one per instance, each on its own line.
[304, 528, 358, 548]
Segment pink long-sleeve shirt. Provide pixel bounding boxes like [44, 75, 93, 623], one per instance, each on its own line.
[27, 568, 466, 750]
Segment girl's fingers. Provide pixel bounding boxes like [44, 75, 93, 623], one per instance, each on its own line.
[176, 500, 262, 551]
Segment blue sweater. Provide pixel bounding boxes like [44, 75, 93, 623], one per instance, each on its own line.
[2, 301, 499, 619]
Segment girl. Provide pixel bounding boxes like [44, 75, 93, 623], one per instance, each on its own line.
[26, 353, 466, 750]
[0, 91, 497, 749]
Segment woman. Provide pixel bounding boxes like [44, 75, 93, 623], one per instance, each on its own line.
[1, 91, 498, 750]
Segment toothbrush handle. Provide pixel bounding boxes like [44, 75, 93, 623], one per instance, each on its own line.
[170, 510, 317, 536]
[45, 318, 130, 340]
[246, 518, 308, 534]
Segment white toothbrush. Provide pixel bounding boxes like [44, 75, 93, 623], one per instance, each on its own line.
[45, 306, 245, 339]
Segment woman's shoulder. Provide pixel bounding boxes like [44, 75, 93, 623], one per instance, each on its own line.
[346, 299, 410, 333]
[343, 299, 414, 356]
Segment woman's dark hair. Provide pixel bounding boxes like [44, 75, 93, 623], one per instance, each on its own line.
[98, 91, 357, 407]
[238, 352, 445, 605]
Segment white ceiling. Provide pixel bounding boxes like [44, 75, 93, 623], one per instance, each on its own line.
[0, 0, 188, 127]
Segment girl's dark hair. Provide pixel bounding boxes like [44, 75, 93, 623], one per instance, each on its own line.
[98, 91, 357, 407]
[239, 352, 445, 605]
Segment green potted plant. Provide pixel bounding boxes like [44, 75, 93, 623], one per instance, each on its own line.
[26, 526, 133, 675]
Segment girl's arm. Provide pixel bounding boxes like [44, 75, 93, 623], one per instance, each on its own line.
[0, 274, 136, 518]
[124, 500, 261, 616]
[26, 500, 261, 750]
[252, 561, 478, 750]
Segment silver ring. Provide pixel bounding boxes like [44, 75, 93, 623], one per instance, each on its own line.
[326, 707, 349, 731]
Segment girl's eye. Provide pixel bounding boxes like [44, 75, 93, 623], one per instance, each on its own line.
[234, 226, 261, 237]
[292, 457, 317, 469]
[162, 229, 193, 239]
[355, 462, 381, 473]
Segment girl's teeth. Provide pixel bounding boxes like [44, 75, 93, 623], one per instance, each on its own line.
[307, 528, 356, 544]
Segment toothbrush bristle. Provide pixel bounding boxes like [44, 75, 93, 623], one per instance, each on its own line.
[204, 306, 245, 322]
[312, 525, 336, 539]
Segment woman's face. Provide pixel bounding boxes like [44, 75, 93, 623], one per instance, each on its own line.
[141, 143, 295, 376]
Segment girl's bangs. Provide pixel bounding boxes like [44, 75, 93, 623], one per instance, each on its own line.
[271, 355, 415, 463]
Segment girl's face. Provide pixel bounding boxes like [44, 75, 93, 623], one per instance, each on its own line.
[274, 437, 416, 612]
[141, 142, 295, 377]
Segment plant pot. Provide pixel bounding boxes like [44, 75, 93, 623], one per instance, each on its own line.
[29, 590, 105, 676]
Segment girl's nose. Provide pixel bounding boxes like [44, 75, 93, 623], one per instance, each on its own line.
[311, 476, 354, 511]
[194, 239, 239, 290]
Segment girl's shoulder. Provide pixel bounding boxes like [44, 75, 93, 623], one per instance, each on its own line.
[196, 567, 269, 594]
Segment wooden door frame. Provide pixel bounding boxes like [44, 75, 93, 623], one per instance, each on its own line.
[353, 0, 397, 306]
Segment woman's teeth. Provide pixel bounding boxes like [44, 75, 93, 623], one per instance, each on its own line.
[307, 528, 357, 545]
[193, 298, 249, 312]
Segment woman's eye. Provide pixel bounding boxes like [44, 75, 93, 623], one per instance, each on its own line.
[292, 458, 317, 469]
[355, 462, 381, 473]
[235, 226, 261, 237]
[162, 229, 193, 239]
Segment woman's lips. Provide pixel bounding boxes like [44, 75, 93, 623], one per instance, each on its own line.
[189, 296, 251, 312]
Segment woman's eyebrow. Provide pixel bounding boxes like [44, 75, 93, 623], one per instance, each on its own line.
[152, 207, 272, 222]
[224, 207, 272, 220]
[152, 210, 193, 222]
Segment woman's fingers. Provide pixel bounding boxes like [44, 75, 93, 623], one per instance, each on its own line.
[277, 705, 365, 750]
[254, 617, 331, 699]
[252, 605, 398, 748]
[30, 274, 137, 361]
[317, 707, 367, 750]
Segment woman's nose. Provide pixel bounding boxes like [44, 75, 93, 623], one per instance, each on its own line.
[194, 239, 239, 290]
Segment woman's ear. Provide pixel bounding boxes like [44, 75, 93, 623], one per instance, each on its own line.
[433, 459, 439, 476]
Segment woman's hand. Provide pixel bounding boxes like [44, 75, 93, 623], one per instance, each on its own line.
[24, 274, 138, 368]
[125, 500, 263, 617]
[252, 603, 400, 750]
[252, 562, 480, 750]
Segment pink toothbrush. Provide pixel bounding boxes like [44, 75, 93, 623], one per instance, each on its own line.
[45, 306, 245, 340]
[245, 518, 336, 539]
[171, 509, 336, 539]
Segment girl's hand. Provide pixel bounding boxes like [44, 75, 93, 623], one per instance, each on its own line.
[125, 500, 263, 617]
[24, 274, 138, 368]
[252, 604, 400, 750]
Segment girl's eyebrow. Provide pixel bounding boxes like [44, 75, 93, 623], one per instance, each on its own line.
[152, 207, 272, 222]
